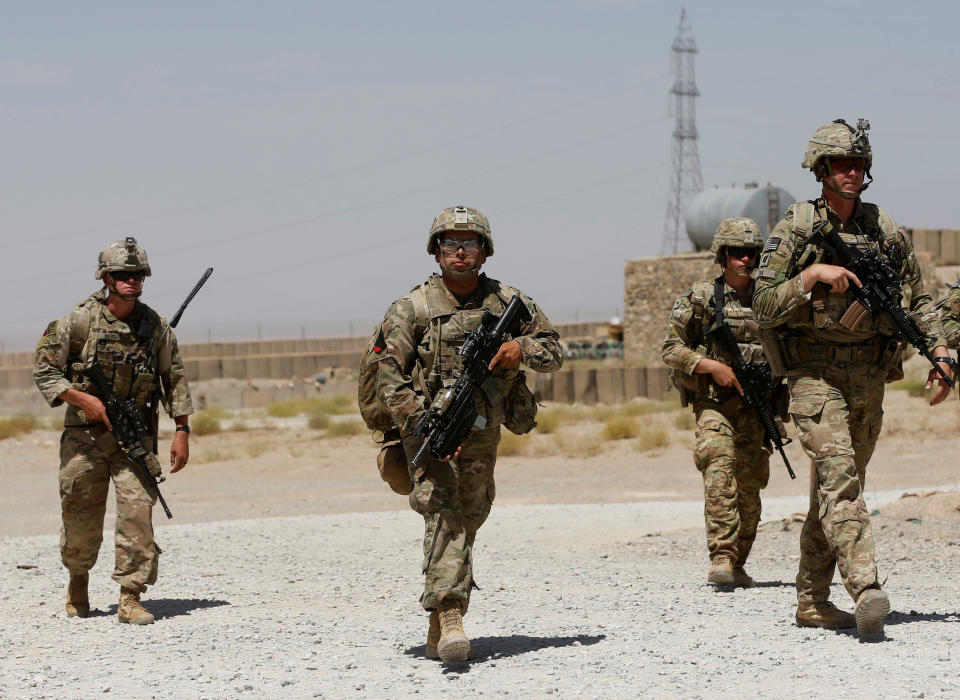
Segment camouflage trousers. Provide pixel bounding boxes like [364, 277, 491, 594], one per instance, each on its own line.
[59, 425, 160, 593]
[403, 425, 499, 614]
[693, 403, 770, 566]
[787, 364, 884, 604]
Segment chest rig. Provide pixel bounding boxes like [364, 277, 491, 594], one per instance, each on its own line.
[791, 200, 905, 337]
[707, 277, 765, 366]
[415, 275, 522, 428]
[68, 295, 163, 409]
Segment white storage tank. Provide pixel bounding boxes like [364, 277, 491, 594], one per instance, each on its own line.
[684, 182, 795, 251]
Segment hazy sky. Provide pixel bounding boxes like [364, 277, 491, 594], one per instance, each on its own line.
[3, 1, 958, 350]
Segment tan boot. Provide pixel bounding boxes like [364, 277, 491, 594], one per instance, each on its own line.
[65, 573, 89, 618]
[707, 555, 735, 586]
[425, 609, 440, 659]
[855, 588, 890, 637]
[732, 566, 755, 588]
[796, 600, 856, 629]
[437, 602, 470, 662]
[118, 588, 155, 625]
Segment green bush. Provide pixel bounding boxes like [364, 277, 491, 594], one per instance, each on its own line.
[889, 378, 929, 397]
[535, 410, 564, 434]
[553, 431, 604, 459]
[621, 399, 682, 416]
[191, 411, 222, 436]
[0, 415, 38, 441]
[634, 426, 670, 452]
[498, 432, 529, 456]
[266, 400, 304, 418]
[325, 419, 364, 438]
[602, 415, 639, 441]
[307, 411, 331, 430]
[674, 411, 696, 431]
[267, 395, 356, 418]
[246, 441, 268, 458]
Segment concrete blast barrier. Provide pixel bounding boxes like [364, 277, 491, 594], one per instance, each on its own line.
[573, 369, 598, 404]
[643, 367, 670, 400]
[595, 367, 625, 405]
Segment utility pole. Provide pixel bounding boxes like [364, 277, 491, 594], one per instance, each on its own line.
[661, 8, 703, 254]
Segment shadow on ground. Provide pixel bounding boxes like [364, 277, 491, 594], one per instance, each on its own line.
[405, 633, 605, 671]
[887, 610, 960, 626]
[88, 597, 230, 620]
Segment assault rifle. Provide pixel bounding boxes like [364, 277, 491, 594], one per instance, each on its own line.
[808, 222, 953, 387]
[410, 295, 532, 467]
[85, 361, 173, 518]
[705, 279, 796, 480]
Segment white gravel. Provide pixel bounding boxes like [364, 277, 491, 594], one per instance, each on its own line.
[2, 490, 959, 698]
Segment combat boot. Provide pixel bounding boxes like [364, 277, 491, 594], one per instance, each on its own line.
[796, 600, 856, 629]
[437, 601, 470, 662]
[732, 565, 755, 588]
[855, 588, 890, 637]
[707, 555, 735, 586]
[425, 609, 440, 659]
[65, 573, 89, 618]
[118, 588, 155, 625]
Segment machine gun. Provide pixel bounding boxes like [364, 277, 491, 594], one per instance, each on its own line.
[85, 360, 173, 518]
[808, 222, 953, 387]
[705, 279, 796, 479]
[410, 295, 532, 467]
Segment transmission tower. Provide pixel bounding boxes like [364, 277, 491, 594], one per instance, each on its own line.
[661, 8, 703, 254]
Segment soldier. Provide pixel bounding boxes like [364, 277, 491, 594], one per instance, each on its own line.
[34, 238, 193, 625]
[372, 206, 562, 661]
[939, 283, 960, 356]
[662, 218, 772, 588]
[754, 119, 952, 636]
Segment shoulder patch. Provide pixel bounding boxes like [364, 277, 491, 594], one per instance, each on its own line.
[764, 235, 781, 253]
[371, 327, 386, 354]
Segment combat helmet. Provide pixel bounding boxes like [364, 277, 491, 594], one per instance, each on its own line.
[801, 118, 873, 197]
[710, 217, 762, 264]
[95, 237, 151, 280]
[427, 206, 493, 256]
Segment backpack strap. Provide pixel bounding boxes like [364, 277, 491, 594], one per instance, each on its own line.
[712, 276, 726, 328]
[406, 285, 434, 402]
[791, 200, 817, 239]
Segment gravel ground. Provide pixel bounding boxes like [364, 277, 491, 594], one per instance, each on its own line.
[2, 490, 959, 699]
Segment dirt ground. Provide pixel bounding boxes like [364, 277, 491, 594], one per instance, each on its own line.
[2, 380, 958, 539]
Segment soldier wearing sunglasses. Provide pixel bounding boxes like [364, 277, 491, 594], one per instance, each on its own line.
[34, 238, 193, 625]
[662, 217, 775, 591]
[370, 205, 562, 661]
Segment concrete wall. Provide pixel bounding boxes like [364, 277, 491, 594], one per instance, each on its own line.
[533, 366, 671, 405]
[1, 320, 613, 390]
[623, 252, 716, 367]
[905, 228, 960, 266]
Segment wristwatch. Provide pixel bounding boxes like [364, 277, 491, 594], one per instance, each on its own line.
[933, 356, 957, 367]
[175, 425, 191, 434]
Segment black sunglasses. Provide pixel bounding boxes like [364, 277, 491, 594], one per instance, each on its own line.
[111, 271, 146, 282]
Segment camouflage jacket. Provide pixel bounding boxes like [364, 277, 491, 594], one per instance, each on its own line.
[940, 286, 960, 350]
[662, 276, 766, 403]
[374, 273, 562, 436]
[754, 199, 946, 358]
[34, 289, 193, 427]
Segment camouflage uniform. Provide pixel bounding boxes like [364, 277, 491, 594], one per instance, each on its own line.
[375, 272, 562, 612]
[35, 288, 192, 593]
[754, 199, 945, 605]
[940, 285, 960, 350]
[662, 242, 771, 574]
